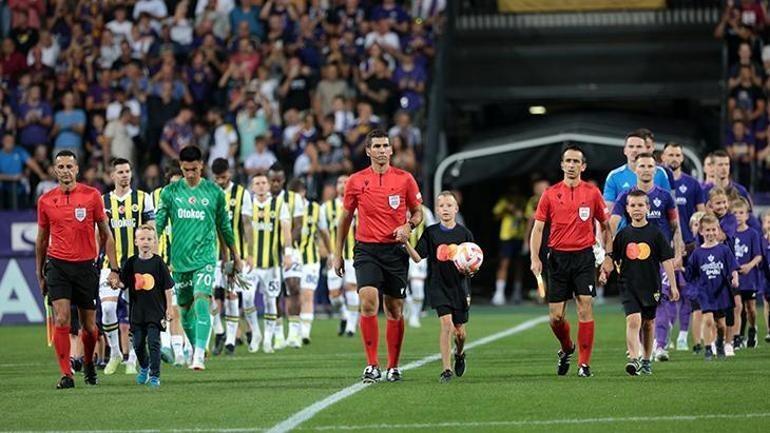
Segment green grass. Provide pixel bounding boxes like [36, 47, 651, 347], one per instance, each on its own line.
[1, 305, 768, 432]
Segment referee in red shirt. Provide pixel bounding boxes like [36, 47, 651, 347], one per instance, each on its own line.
[36, 150, 120, 389]
[333, 129, 423, 384]
[529, 145, 614, 377]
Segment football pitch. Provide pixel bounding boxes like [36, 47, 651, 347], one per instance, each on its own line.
[1, 305, 768, 433]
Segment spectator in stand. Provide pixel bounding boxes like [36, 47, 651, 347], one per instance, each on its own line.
[365, 17, 399, 54]
[159, 106, 194, 162]
[314, 133, 350, 189]
[8, 12, 38, 54]
[244, 135, 277, 177]
[0, 132, 46, 209]
[390, 134, 417, 173]
[393, 48, 427, 114]
[372, 0, 410, 34]
[105, 107, 136, 167]
[1, 37, 26, 83]
[279, 56, 313, 113]
[726, 120, 756, 187]
[332, 95, 355, 133]
[230, 0, 264, 40]
[728, 66, 765, 123]
[347, 101, 379, 169]
[388, 110, 422, 154]
[85, 113, 107, 169]
[31, 30, 58, 69]
[207, 108, 239, 169]
[237, 96, 271, 161]
[0, 87, 16, 136]
[145, 82, 181, 161]
[16, 84, 52, 153]
[729, 42, 763, 89]
[314, 63, 350, 116]
[134, 0, 169, 22]
[358, 56, 395, 120]
[52, 91, 87, 157]
[715, 2, 759, 66]
[86, 69, 114, 113]
[107, 6, 133, 43]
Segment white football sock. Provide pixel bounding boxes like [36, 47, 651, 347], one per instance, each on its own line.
[171, 335, 184, 358]
[345, 290, 359, 334]
[212, 307, 225, 335]
[410, 279, 424, 323]
[495, 279, 506, 296]
[300, 312, 314, 339]
[101, 301, 122, 358]
[225, 298, 239, 346]
[160, 330, 171, 350]
[242, 289, 261, 342]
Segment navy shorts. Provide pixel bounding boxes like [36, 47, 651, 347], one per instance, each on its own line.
[499, 239, 523, 259]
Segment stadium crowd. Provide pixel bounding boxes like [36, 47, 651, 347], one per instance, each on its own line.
[0, 0, 444, 209]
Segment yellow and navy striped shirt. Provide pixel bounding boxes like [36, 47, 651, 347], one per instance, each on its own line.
[221, 183, 252, 257]
[408, 205, 435, 248]
[277, 190, 302, 248]
[252, 194, 290, 269]
[102, 189, 154, 268]
[321, 198, 355, 260]
[300, 200, 321, 265]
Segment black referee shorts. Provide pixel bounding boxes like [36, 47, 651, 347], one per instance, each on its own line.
[546, 248, 596, 304]
[46, 258, 98, 310]
[354, 242, 409, 299]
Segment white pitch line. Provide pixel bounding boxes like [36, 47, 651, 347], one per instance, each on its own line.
[303, 412, 770, 431]
[5, 412, 770, 433]
[265, 315, 550, 433]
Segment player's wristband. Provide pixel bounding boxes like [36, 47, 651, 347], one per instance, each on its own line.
[604, 252, 613, 259]
[110, 267, 121, 274]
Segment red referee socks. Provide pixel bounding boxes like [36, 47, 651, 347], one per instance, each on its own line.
[550, 319, 573, 353]
[578, 320, 595, 366]
[53, 325, 72, 377]
[386, 318, 405, 369]
[81, 327, 98, 365]
[360, 315, 379, 366]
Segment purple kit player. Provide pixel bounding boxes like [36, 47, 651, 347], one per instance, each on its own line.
[685, 215, 739, 361]
[661, 142, 707, 351]
[702, 150, 760, 231]
[730, 198, 762, 353]
[610, 153, 683, 362]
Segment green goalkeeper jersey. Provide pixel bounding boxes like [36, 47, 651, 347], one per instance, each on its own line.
[155, 178, 235, 273]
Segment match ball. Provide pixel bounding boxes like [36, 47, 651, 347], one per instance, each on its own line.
[453, 242, 484, 275]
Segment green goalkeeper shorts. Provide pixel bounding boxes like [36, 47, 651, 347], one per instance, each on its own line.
[173, 263, 216, 307]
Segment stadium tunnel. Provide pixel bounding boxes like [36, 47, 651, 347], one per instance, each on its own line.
[431, 112, 707, 299]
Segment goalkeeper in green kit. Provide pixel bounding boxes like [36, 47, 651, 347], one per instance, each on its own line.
[155, 146, 242, 370]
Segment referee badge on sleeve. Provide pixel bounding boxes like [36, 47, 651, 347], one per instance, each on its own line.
[388, 195, 400, 209]
[75, 207, 87, 222]
[578, 206, 590, 221]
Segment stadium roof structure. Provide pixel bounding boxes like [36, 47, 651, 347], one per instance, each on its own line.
[434, 112, 705, 194]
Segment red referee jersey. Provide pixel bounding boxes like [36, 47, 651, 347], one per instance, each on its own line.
[344, 166, 422, 243]
[534, 180, 608, 251]
[37, 183, 107, 262]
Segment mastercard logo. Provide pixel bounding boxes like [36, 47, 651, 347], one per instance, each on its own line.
[134, 273, 156, 290]
[436, 244, 458, 262]
[625, 242, 651, 260]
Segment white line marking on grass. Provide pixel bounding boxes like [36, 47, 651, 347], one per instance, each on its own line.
[5, 412, 770, 433]
[301, 412, 770, 431]
[266, 315, 550, 433]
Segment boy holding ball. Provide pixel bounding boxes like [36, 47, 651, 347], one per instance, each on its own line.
[404, 191, 476, 383]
